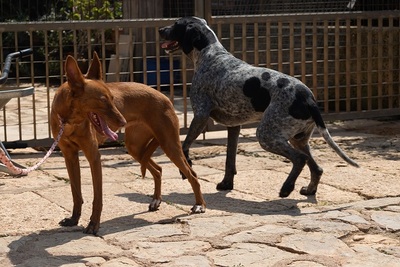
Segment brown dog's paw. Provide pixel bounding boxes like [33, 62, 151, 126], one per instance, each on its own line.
[191, 205, 206, 214]
[299, 186, 317, 196]
[83, 221, 99, 235]
[59, 217, 79, 227]
[149, 199, 161, 211]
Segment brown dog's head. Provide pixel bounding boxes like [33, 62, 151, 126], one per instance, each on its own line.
[61, 52, 126, 141]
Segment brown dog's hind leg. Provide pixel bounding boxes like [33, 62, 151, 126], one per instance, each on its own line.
[125, 128, 164, 211]
[161, 141, 206, 213]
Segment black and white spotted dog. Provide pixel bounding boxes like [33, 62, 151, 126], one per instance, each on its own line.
[159, 17, 359, 198]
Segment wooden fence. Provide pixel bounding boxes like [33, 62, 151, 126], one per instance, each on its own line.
[0, 11, 399, 147]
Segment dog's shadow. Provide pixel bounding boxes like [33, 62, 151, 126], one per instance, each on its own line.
[6, 212, 164, 266]
[6, 191, 315, 266]
[118, 190, 317, 217]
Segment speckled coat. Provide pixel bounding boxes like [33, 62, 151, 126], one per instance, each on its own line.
[159, 17, 358, 198]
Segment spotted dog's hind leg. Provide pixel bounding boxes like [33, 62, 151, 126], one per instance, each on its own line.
[289, 125, 324, 196]
[256, 107, 309, 198]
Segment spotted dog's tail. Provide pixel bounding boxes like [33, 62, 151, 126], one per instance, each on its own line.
[308, 99, 360, 167]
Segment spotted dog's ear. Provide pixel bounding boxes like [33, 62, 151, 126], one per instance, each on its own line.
[182, 23, 202, 54]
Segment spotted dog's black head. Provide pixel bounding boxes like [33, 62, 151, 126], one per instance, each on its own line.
[159, 16, 218, 55]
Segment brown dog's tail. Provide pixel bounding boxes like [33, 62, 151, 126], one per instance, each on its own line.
[308, 98, 360, 168]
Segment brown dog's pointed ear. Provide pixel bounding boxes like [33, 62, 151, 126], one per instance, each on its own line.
[86, 51, 103, 80]
[65, 55, 85, 90]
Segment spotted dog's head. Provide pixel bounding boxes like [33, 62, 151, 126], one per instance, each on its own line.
[159, 16, 218, 55]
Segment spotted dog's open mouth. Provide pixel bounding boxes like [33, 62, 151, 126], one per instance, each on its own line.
[88, 112, 118, 141]
[161, 41, 180, 53]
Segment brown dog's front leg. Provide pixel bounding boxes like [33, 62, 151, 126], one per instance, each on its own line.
[84, 150, 103, 235]
[60, 150, 83, 228]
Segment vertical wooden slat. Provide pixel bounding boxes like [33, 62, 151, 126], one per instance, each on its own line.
[128, 28, 134, 82]
[73, 30, 77, 59]
[87, 29, 92, 63]
[266, 21, 271, 68]
[356, 17, 362, 112]
[229, 23, 234, 54]
[289, 21, 294, 76]
[217, 22, 222, 50]
[15, 31, 22, 140]
[44, 30, 50, 138]
[335, 18, 340, 113]
[254, 22, 259, 66]
[301, 21, 306, 83]
[323, 20, 329, 113]
[128, 28, 135, 82]
[377, 17, 383, 109]
[367, 18, 372, 110]
[387, 17, 393, 108]
[168, 54, 174, 98]
[155, 26, 162, 93]
[114, 27, 120, 82]
[242, 22, 247, 62]
[278, 21, 282, 72]
[101, 30, 106, 80]
[142, 27, 147, 85]
[345, 19, 351, 112]
[0, 31, 5, 141]
[312, 19, 318, 99]
[58, 29, 63, 86]
[29, 30, 37, 139]
[181, 54, 188, 128]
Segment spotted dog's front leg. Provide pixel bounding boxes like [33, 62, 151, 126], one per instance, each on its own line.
[217, 125, 241, 190]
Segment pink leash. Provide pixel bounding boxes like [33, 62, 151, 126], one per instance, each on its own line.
[0, 116, 65, 176]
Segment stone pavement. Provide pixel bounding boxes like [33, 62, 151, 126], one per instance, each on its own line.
[0, 119, 399, 267]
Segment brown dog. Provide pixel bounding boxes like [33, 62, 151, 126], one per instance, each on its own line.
[50, 52, 206, 234]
